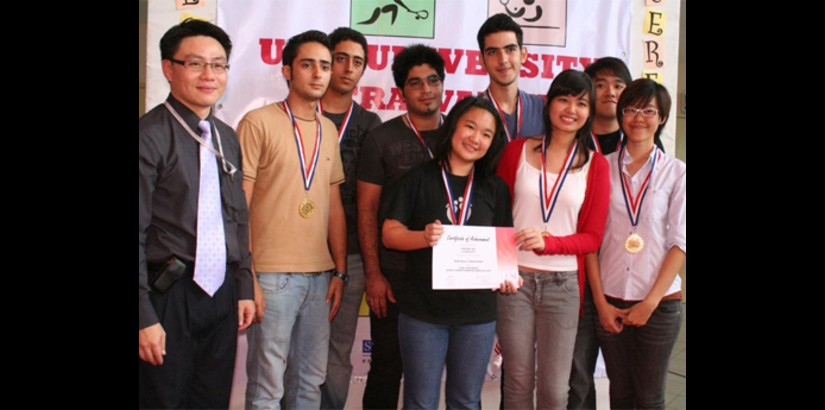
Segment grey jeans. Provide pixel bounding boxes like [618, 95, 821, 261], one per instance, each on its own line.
[497, 270, 580, 410]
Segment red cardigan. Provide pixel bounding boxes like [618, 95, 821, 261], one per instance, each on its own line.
[496, 137, 610, 313]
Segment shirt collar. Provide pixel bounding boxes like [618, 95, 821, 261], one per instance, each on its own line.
[165, 94, 213, 132]
[621, 145, 658, 166]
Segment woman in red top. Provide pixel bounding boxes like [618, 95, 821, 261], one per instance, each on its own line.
[496, 69, 610, 410]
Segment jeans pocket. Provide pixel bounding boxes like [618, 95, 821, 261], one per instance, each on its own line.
[560, 271, 580, 298]
[259, 273, 291, 295]
[656, 300, 682, 316]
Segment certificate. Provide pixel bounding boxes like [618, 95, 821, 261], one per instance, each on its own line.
[432, 225, 518, 290]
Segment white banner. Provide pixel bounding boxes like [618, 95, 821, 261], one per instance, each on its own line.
[215, 0, 631, 128]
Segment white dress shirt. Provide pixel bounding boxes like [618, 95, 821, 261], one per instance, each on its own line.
[598, 146, 686, 301]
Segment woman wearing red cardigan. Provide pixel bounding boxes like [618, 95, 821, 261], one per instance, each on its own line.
[495, 69, 609, 410]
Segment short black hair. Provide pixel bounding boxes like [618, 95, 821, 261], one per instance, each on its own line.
[434, 96, 506, 179]
[585, 57, 632, 85]
[477, 13, 524, 52]
[542, 69, 595, 170]
[391, 44, 445, 89]
[616, 78, 672, 144]
[160, 18, 232, 61]
[282, 30, 332, 69]
[328, 27, 370, 68]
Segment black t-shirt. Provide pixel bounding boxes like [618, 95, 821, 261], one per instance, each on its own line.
[323, 102, 382, 255]
[356, 115, 442, 275]
[384, 160, 513, 325]
[590, 129, 665, 155]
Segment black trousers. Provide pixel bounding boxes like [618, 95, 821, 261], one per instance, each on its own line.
[362, 298, 403, 409]
[138, 269, 238, 409]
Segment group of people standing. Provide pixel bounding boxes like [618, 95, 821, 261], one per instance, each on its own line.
[139, 12, 685, 410]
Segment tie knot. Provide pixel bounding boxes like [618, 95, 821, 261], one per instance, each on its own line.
[198, 120, 211, 137]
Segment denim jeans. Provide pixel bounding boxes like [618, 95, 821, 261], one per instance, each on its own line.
[245, 272, 331, 410]
[321, 254, 366, 409]
[398, 313, 496, 410]
[567, 283, 599, 409]
[497, 270, 580, 410]
[595, 299, 682, 410]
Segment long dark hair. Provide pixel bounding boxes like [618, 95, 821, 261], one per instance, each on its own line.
[434, 96, 506, 179]
[539, 69, 595, 170]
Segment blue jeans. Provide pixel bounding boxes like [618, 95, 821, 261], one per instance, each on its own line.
[398, 313, 496, 410]
[497, 270, 580, 410]
[567, 283, 599, 409]
[595, 299, 682, 410]
[245, 272, 331, 410]
[321, 254, 366, 409]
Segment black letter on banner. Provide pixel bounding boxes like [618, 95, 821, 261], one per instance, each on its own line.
[646, 11, 664, 36]
[644, 40, 664, 68]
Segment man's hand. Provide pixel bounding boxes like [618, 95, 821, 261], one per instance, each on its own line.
[327, 277, 345, 321]
[253, 279, 266, 324]
[139, 323, 166, 366]
[238, 300, 255, 330]
[365, 273, 396, 318]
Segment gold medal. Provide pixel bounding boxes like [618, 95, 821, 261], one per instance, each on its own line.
[298, 197, 315, 219]
[625, 233, 644, 253]
[541, 231, 551, 237]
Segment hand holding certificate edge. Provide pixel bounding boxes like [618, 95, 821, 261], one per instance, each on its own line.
[493, 275, 523, 294]
[514, 227, 546, 252]
[424, 219, 444, 247]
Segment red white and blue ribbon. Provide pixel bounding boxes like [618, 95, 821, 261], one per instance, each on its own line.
[539, 139, 578, 224]
[441, 163, 474, 225]
[282, 101, 322, 192]
[486, 88, 522, 143]
[618, 147, 661, 227]
[590, 130, 623, 154]
[318, 101, 353, 146]
[405, 113, 438, 159]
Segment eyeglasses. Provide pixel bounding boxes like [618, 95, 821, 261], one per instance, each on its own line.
[405, 75, 442, 90]
[622, 107, 659, 118]
[170, 58, 230, 74]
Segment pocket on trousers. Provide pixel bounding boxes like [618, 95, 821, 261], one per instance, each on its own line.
[656, 300, 682, 316]
[258, 274, 291, 295]
[560, 271, 580, 298]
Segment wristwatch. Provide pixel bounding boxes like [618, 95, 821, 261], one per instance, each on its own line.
[332, 270, 349, 285]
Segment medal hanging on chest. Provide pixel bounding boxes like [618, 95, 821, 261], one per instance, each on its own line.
[539, 139, 578, 236]
[619, 147, 661, 253]
[283, 101, 322, 219]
